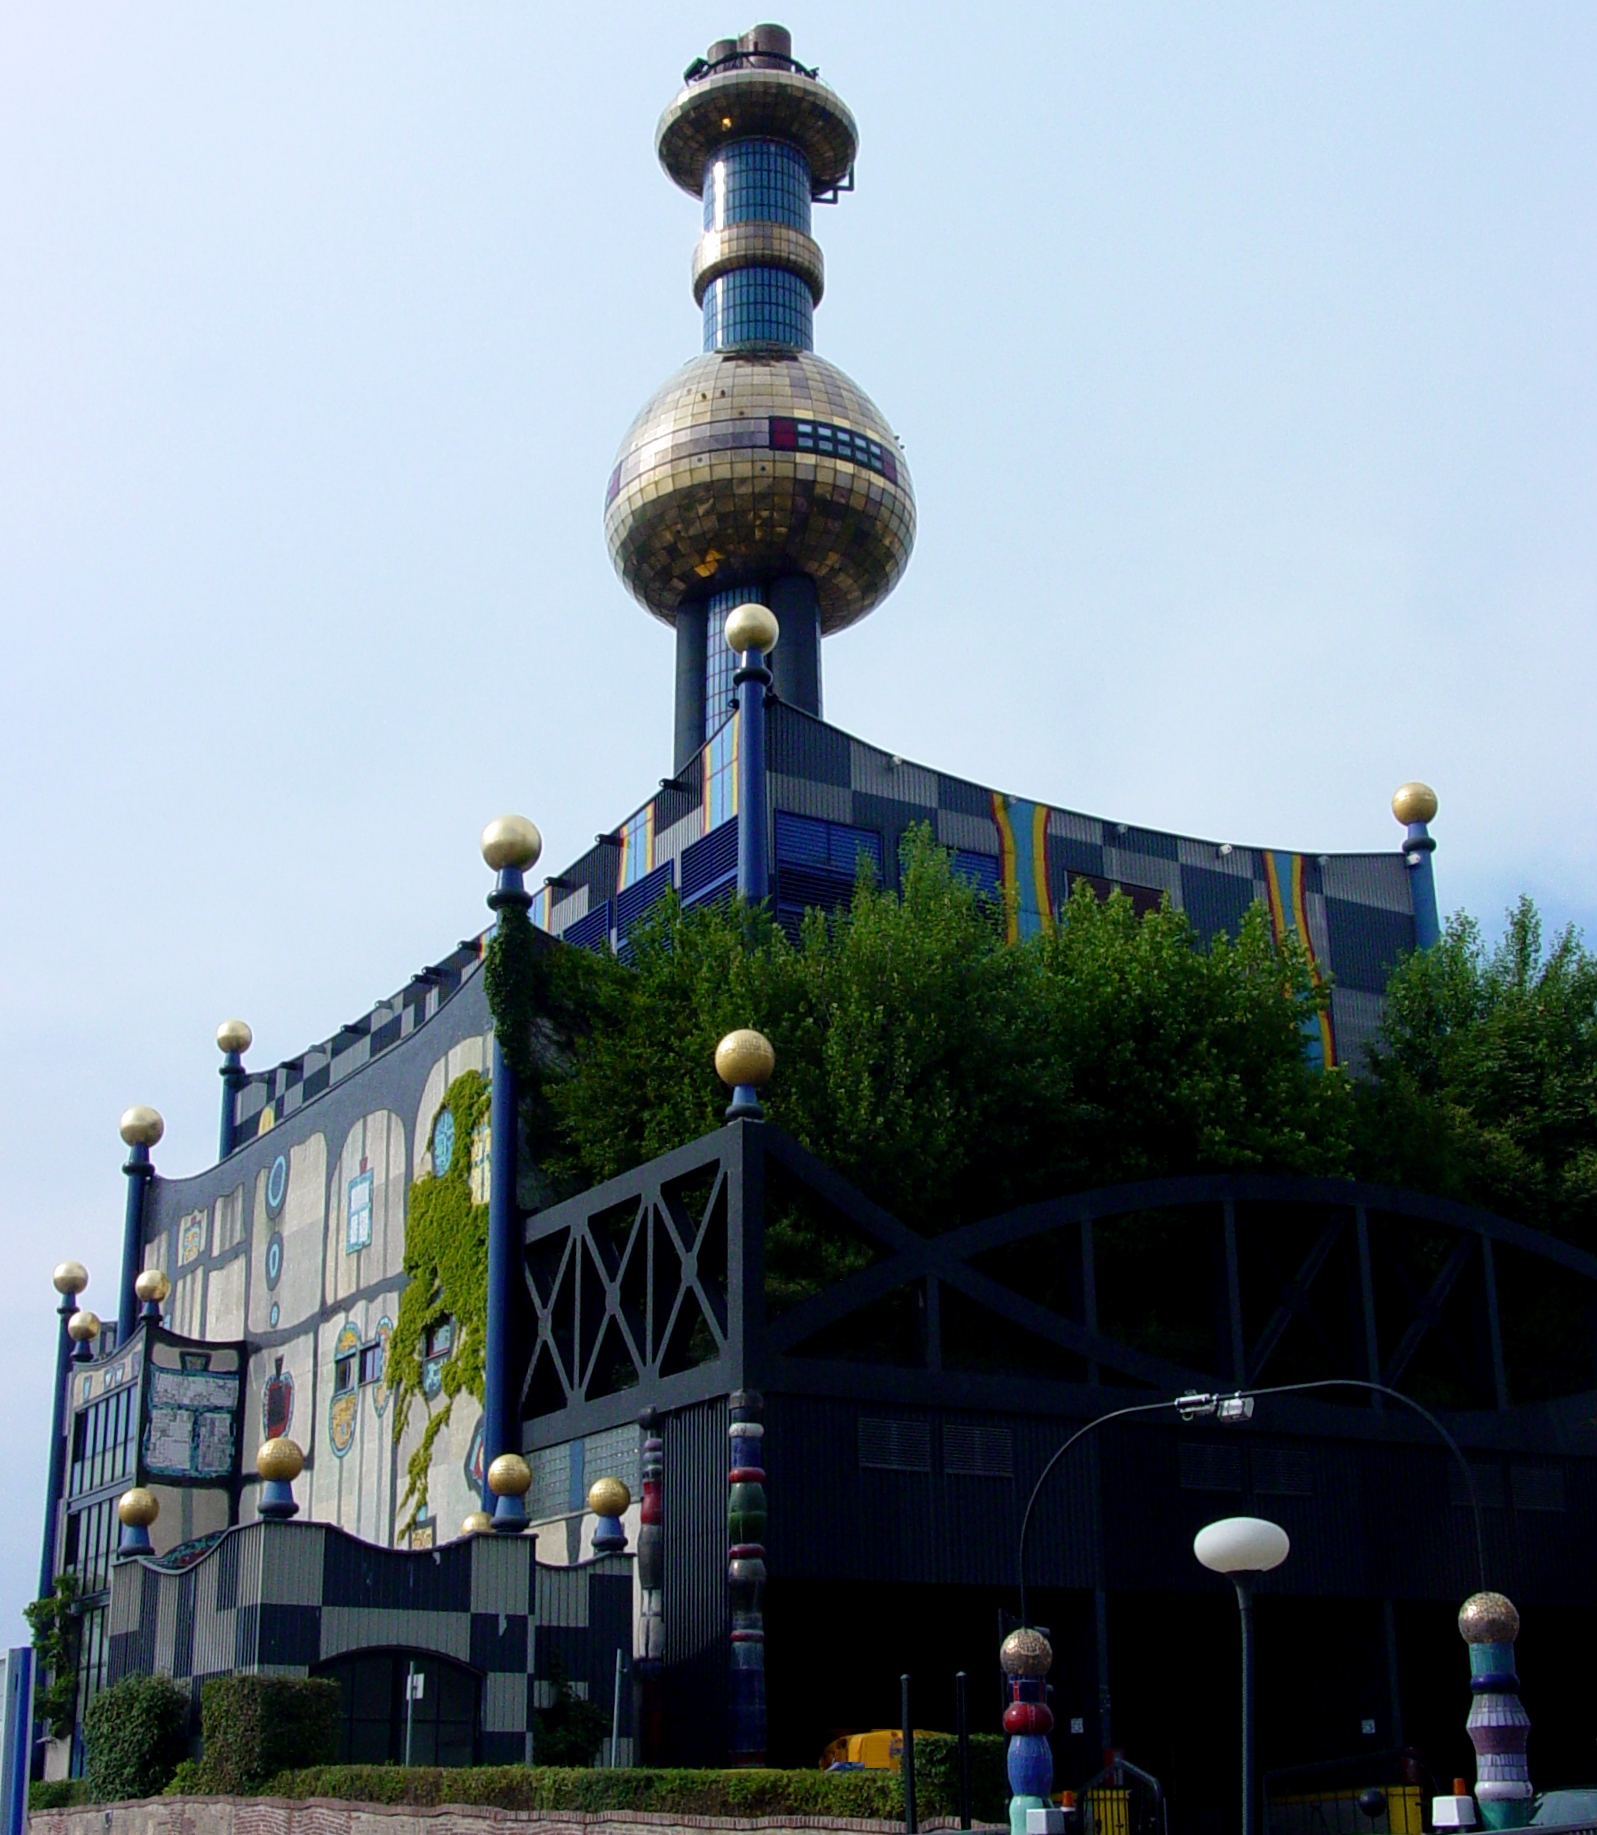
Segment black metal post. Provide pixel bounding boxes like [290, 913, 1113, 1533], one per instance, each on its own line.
[901, 1674, 917, 1835]
[956, 1670, 971, 1831]
[1234, 1576, 1256, 1835]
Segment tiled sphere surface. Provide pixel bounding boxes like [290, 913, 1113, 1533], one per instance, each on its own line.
[605, 350, 916, 634]
[1459, 1590, 1520, 1645]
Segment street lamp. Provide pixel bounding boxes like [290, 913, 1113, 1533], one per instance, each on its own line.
[1194, 1516, 1290, 1835]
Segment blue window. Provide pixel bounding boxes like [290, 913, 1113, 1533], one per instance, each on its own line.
[776, 813, 883, 878]
[703, 139, 812, 232]
[703, 267, 814, 351]
[704, 587, 748, 735]
[953, 850, 1001, 895]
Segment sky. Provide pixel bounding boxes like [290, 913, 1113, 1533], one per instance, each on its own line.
[1, 3, 1593, 1641]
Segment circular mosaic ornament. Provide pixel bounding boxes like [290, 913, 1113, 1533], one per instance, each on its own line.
[265, 1231, 284, 1291]
[266, 1153, 288, 1218]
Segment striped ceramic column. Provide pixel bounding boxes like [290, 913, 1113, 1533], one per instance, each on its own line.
[1001, 1626, 1055, 1835]
[728, 1390, 767, 1764]
[636, 1406, 665, 1764]
[1460, 1591, 1532, 1830]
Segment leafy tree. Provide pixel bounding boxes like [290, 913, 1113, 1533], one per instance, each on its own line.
[523, 828, 1353, 1275]
[25, 1572, 82, 1740]
[533, 1651, 612, 1766]
[1356, 897, 1597, 1244]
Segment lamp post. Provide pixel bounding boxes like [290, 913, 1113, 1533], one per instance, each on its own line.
[117, 1106, 164, 1346]
[39, 1262, 88, 1600]
[1194, 1516, 1290, 1835]
[479, 813, 542, 1519]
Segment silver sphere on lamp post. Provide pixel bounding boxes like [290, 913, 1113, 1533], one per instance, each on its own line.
[1195, 1516, 1290, 1835]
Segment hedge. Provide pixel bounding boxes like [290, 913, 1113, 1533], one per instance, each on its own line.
[27, 1779, 88, 1811]
[82, 1673, 189, 1802]
[264, 1739, 1009, 1821]
[199, 1675, 340, 1793]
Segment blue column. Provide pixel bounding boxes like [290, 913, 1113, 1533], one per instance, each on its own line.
[484, 862, 531, 1523]
[37, 1279, 80, 1600]
[735, 650, 771, 901]
[1405, 823, 1441, 949]
[216, 1021, 251, 1160]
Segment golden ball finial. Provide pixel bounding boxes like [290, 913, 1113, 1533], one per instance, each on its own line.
[588, 1476, 631, 1517]
[1459, 1591, 1519, 1645]
[134, 1269, 171, 1305]
[724, 602, 779, 656]
[52, 1261, 88, 1297]
[461, 1510, 494, 1537]
[256, 1437, 304, 1482]
[715, 1029, 776, 1090]
[999, 1627, 1054, 1676]
[117, 1488, 159, 1529]
[480, 814, 543, 872]
[1392, 782, 1438, 826]
[67, 1309, 101, 1344]
[216, 1019, 253, 1055]
[487, 1453, 532, 1498]
[119, 1106, 164, 1148]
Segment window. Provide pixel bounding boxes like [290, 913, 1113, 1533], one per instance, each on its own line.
[334, 1353, 357, 1395]
[703, 139, 812, 233]
[703, 267, 813, 351]
[422, 1319, 454, 1400]
[944, 1423, 1013, 1478]
[769, 415, 899, 484]
[358, 1342, 383, 1387]
[346, 1170, 373, 1254]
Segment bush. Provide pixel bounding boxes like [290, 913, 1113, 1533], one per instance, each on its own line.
[28, 1779, 88, 1811]
[82, 1673, 189, 1802]
[263, 1764, 909, 1819]
[163, 1758, 220, 1796]
[199, 1675, 340, 1794]
[917, 1733, 1010, 1826]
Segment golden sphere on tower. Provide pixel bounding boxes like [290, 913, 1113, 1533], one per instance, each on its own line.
[256, 1437, 304, 1482]
[134, 1269, 171, 1304]
[461, 1511, 494, 1537]
[487, 1453, 533, 1498]
[119, 1106, 165, 1148]
[1459, 1590, 1520, 1645]
[480, 815, 543, 872]
[588, 1476, 632, 1517]
[216, 1019, 253, 1055]
[724, 603, 780, 656]
[67, 1309, 101, 1344]
[715, 1029, 776, 1090]
[117, 1488, 159, 1529]
[52, 1261, 88, 1296]
[1391, 782, 1438, 826]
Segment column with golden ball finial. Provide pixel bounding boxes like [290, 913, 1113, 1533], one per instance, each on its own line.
[39, 1260, 89, 1599]
[216, 1020, 252, 1160]
[480, 815, 542, 1515]
[117, 1106, 164, 1345]
[487, 1452, 532, 1534]
[1000, 1626, 1057, 1835]
[725, 603, 778, 903]
[116, 1488, 160, 1559]
[1459, 1591, 1532, 1830]
[590, 1477, 631, 1555]
[257, 1438, 304, 1519]
[1392, 783, 1441, 950]
[135, 1269, 171, 1326]
[716, 1029, 775, 1124]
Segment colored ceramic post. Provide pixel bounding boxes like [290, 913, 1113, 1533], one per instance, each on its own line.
[1393, 783, 1441, 951]
[590, 1477, 631, 1554]
[728, 1389, 768, 1765]
[39, 1262, 87, 1600]
[637, 1407, 666, 1764]
[216, 1020, 252, 1160]
[479, 814, 542, 1514]
[726, 604, 778, 903]
[116, 1107, 163, 1347]
[115, 1489, 158, 1559]
[1000, 1627, 1055, 1835]
[1460, 1591, 1531, 1829]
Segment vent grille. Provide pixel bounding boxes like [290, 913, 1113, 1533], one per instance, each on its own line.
[944, 1424, 1014, 1478]
[859, 1417, 932, 1473]
[1252, 1448, 1313, 1497]
[1178, 1443, 1243, 1492]
[1511, 1465, 1566, 1513]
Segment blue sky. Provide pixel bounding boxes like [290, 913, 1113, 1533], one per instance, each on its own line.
[2, 3, 1593, 1637]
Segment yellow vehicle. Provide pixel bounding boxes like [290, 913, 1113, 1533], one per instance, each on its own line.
[819, 1729, 947, 1771]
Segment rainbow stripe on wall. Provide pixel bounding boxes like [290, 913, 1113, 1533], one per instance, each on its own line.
[1262, 850, 1336, 1070]
[992, 793, 1055, 942]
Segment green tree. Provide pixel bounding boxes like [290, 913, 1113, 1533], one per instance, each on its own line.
[1356, 897, 1597, 1244]
[525, 828, 1352, 1281]
[24, 1572, 82, 1740]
